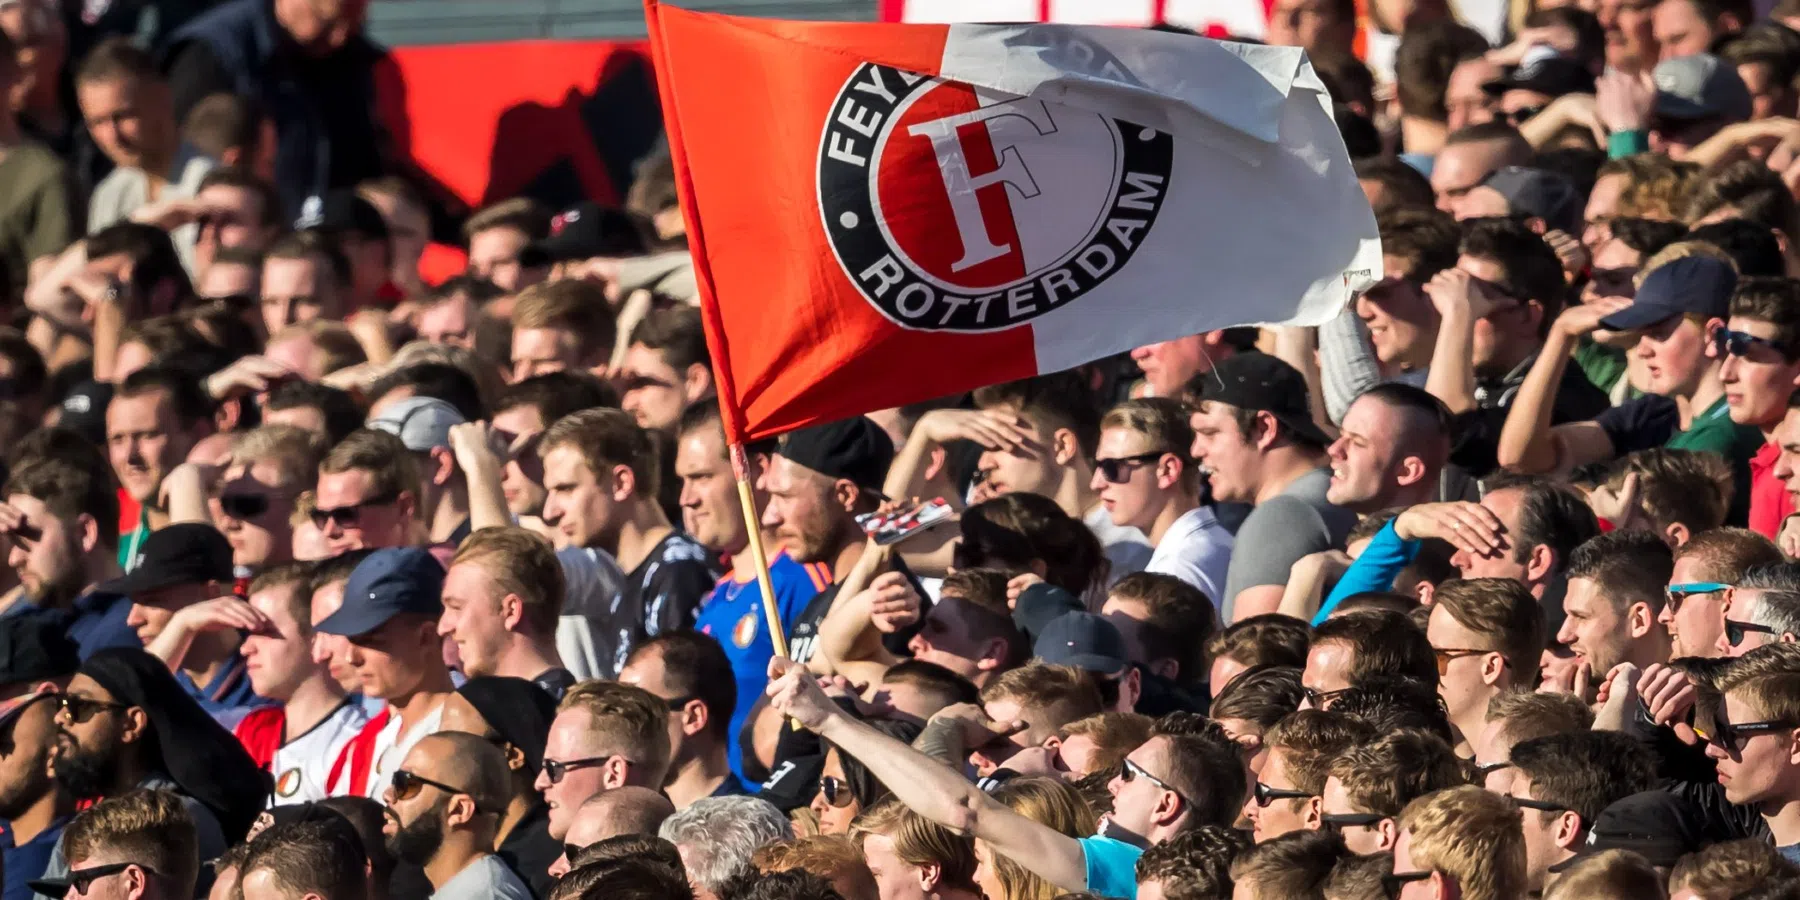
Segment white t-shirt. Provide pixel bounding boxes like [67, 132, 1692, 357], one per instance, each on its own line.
[269, 700, 370, 805]
[355, 700, 445, 801]
[1145, 506, 1234, 608]
[1084, 506, 1154, 585]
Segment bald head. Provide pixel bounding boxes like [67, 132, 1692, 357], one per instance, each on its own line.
[409, 732, 512, 812]
[573, 787, 677, 845]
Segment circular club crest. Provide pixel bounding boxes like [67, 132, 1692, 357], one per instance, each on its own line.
[276, 768, 303, 798]
[732, 611, 759, 648]
[818, 60, 1173, 333]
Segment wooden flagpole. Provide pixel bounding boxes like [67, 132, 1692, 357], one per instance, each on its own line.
[730, 443, 788, 660]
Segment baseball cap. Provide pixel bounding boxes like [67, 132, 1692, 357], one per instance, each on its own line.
[0, 615, 78, 687]
[1654, 53, 1753, 122]
[526, 202, 650, 264]
[367, 396, 466, 452]
[297, 190, 390, 242]
[1033, 612, 1129, 675]
[1480, 167, 1581, 235]
[1192, 352, 1331, 447]
[1597, 256, 1738, 331]
[94, 523, 234, 597]
[57, 380, 112, 448]
[315, 547, 446, 638]
[1483, 52, 1596, 98]
[1546, 790, 1707, 872]
[777, 417, 895, 494]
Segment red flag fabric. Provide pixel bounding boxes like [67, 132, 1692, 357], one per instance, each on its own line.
[646, 1, 1380, 443]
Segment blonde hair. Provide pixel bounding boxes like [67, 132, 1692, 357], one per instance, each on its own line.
[449, 527, 564, 635]
[557, 681, 671, 780]
[1670, 839, 1800, 898]
[64, 790, 199, 900]
[979, 663, 1104, 732]
[232, 424, 327, 491]
[851, 800, 977, 892]
[1606, 155, 1700, 221]
[752, 836, 877, 900]
[1057, 712, 1154, 775]
[1541, 849, 1662, 900]
[983, 777, 1096, 900]
[1397, 786, 1526, 900]
[512, 281, 616, 364]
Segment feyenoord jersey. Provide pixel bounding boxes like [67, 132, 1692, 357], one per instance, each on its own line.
[235, 699, 370, 805]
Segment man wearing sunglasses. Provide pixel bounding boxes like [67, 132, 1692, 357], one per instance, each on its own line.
[767, 657, 1243, 900]
[29, 789, 197, 900]
[1663, 528, 1782, 660]
[0, 617, 81, 900]
[367, 396, 478, 550]
[1716, 277, 1800, 539]
[1188, 353, 1354, 622]
[1091, 398, 1230, 604]
[1718, 561, 1800, 657]
[1426, 578, 1542, 757]
[1244, 710, 1374, 844]
[535, 681, 671, 844]
[99, 523, 270, 724]
[618, 632, 747, 810]
[1320, 730, 1463, 855]
[208, 425, 322, 573]
[313, 430, 422, 557]
[1507, 731, 1658, 894]
[1703, 668, 1800, 862]
[381, 733, 531, 900]
[1389, 786, 1527, 900]
[317, 548, 456, 801]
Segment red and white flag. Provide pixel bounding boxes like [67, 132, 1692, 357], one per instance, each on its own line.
[646, 2, 1382, 443]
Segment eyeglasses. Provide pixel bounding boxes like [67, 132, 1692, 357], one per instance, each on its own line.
[390, 769, 478, 807]
[1095, 452, 1169, 484]
[1713, 326, 1795, 360]
[1253, 780, 1314, 808]
[1697, 719, 1797, 753]
[1666, 582, 1730, 612]
[58, 694, 128, 724]
[309, 491, 399, 530]
[1122, 759, 1194, 810]
[1511, 795, 1575, 816]
[1432, 647, 1496, 676]
[562, 843, 585, 864]
[1320, 812, 1386, 833]
[819, 775, 855, 808]
[1381, 870, 1431, 900]
[1302, 687, 1349, 709]
[1726, 618, 1779, 647]
[218, 493, 271, 520]
[62, 862, 149, 898]
[541, 756, 612, 785]
[1503, 105, 1545, 126]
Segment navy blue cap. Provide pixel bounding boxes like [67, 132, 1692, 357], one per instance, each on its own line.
[315, 548, 445, 638]
[1598, 256, 1737, 331]
[1033, 612, 1129, 675]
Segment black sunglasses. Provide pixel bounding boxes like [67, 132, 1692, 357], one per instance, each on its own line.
[219, 493, 270, 520]
[58, 862, 147, 898]
[1726, 618, 1779, 647]
[1253, 781, 1313, 808]
[58, 694, 129, 724]
[1511, 795, 1575, 816]
[309, 492, 399, 530]
[1320, 812, 1386, 833]
[1714, 326, 1795, 360]
[390, 769, 478, 807]
[1702, 719, 1797, 753]
[1382, 870, 1431, 900]
[1095, 452, 1169, 484]
[1503, 105, 1545, 126]
[1302, 687, 1349, 709]
[541, 756, 611, 785]
[1474, 760, 1513, 781]
[563, 842, 585, 864]
[819, 775, 854, 808]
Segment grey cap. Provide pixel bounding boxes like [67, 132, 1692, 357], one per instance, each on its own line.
[1480, 167, 1581, 234]
[367, 396, 466, 452]
[1654, 53, 1752, 121]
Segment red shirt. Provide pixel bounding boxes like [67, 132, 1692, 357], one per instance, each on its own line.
[1749, 440, 1794, 539]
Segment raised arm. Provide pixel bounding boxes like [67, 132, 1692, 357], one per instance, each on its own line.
[766, 657, 1091, 893]
[1495, 297, 1630, 473]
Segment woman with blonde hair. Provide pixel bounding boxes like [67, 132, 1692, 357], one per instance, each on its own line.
[977, 776, 1098, 900]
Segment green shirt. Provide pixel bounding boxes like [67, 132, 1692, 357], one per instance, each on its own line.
[118, 507, 150, 571]
[1573, 338, 1628, 395]
[1668, 395, 1764, 525]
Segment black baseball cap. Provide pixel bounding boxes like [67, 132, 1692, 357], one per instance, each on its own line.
[1546, 790, 1706, 871]
[526, 202, 650, 264]
[95, 523, 234, 597]
[315, 547, 445, 638]
[1483, 55, 1597, 98]
[1480, 167, 1581, 235]
[777, 417, 895, 494]
[298, 190, 389, 242]
[1598, 256, 1737, 331]
[1193, 352, 1331, 446]
[1033, 612, 1129, 675]
[0, 615, 78, 687]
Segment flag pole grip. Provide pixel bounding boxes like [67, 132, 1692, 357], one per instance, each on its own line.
[730, 443, 789, 660]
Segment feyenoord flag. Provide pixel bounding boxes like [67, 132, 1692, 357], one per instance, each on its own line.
[646, 2, 1382, 443]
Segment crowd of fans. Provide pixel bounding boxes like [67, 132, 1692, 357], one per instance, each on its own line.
[16, 0, 1800, 898]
